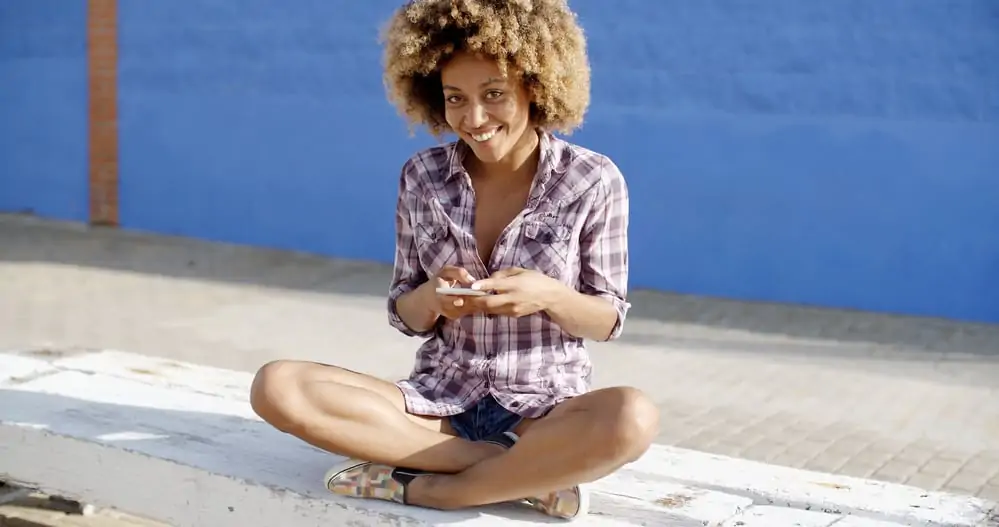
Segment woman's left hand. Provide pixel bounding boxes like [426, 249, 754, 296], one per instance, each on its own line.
[469, 267, 567, 317]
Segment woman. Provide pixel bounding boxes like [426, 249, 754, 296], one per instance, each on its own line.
[249, 0, 659, 520]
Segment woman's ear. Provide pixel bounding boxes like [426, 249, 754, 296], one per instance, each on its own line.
[528, 102, 545, 126]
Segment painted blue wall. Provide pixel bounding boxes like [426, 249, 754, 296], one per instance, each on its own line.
[2, 1, 997, 322]
[116, 1, 423, 261]
[0, 1, 89, 222]
[579, 1, 999, 323]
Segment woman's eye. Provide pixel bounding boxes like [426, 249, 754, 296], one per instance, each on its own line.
[445, 95, 461, 104]
[485, 90, 503, 99]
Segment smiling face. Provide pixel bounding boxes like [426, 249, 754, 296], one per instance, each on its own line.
[440, 52, 536, 166]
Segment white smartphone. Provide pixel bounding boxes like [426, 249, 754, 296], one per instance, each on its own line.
[435, 287, 489, 296]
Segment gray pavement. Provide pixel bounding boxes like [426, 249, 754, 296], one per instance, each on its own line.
[2, 213, 999, 503]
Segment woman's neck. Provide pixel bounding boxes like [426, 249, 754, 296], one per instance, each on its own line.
[471, 128, 541, 184]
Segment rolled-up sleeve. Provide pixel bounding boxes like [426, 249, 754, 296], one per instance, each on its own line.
[387, 161, 435, 337]
[578, 157, 631, 341]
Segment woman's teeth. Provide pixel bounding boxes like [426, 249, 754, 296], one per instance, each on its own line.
[471, 128, 500, 142]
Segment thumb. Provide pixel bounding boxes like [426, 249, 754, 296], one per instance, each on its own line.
[489, 267, 523, 280]
[439, 265, 476, 285]
[470, 277, 500, 292]
[459, 267, 477, 284]
[471, 268, 520, 292]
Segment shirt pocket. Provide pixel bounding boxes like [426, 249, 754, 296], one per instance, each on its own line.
[519, 219, 573, 280]
[413, 198, 458, 277]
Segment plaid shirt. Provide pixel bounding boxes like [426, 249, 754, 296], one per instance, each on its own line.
[389, 132, 630, 419]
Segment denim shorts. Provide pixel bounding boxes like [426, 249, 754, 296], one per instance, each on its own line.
[448, 394, 524, 441]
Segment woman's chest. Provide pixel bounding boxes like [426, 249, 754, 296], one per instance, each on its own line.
[472, 183, 531, 264]
[411, 184, 589, 281]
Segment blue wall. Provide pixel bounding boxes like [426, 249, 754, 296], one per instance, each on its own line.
[585, 1, 999, 322]
[0, 1, 89, 222]
[2, 1, 998, 322]
[116, 1, 419, 259]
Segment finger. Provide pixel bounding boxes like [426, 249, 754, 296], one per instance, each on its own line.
[473, 268, 525, 290]
[473, 293, 511, 311]
[439, 266, 477, 285]
[457, 302, 483, 315]
[437, 294, 463, 306]
[489, 267, 523, 280]
[437, 266, 460, 279]
[458, 268, 476, 284]
[474, 274, 523, 292]
[443, 300, 482, 319]
[470, 278, 503, 292]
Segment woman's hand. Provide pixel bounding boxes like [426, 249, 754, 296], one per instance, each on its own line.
[428, 265, 484, 320]
[469, 267, 566, 317]
[470, 267, 619, 340]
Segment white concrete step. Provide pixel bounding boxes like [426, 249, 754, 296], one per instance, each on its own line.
[1, 350, 995, 527]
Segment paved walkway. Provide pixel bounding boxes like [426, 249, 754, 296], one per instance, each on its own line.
[0, 490, 167, 527]
[4, 350, 995, 527]
[2, 213, 999, 510]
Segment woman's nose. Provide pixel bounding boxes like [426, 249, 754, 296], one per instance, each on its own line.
[466, 102, 488, 128]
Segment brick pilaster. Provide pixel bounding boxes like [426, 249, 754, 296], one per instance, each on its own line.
[87, 0, 119, 226]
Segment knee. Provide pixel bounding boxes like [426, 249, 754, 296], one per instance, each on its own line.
[249, 360, 305, 431]
[595, 387, 660, 463]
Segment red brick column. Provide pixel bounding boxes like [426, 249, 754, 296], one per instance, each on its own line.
[87, 0, 119, 226]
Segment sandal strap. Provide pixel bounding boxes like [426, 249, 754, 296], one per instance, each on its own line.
[390, 467, 433, 505]
[481, 430, 519, 449]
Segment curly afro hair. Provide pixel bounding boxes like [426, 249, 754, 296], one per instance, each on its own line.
[380, 0, 591, 137]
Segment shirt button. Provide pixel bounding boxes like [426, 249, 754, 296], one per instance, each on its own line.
[510, 401, 520, 408]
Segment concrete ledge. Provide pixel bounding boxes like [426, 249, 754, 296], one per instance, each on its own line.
[1, 350, 996, 526]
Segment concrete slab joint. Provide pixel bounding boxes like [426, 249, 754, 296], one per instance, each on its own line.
[1, 350, 996, 527]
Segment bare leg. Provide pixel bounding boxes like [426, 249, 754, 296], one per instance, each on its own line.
[404, 386, 660, 509]
[249, 360, 503, 473]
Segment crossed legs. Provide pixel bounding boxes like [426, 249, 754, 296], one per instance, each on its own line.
[249, 360, 660, 513]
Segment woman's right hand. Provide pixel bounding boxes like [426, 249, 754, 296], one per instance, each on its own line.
[428, 265, 482, 320]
